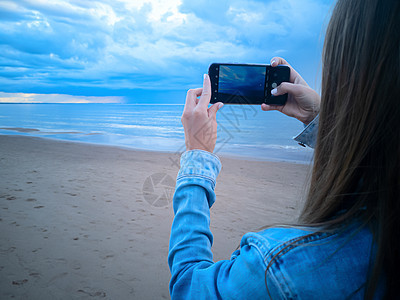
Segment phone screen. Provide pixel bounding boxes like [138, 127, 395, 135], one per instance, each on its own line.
[209, 63, 290, 105]
[218, 65, 266, 103]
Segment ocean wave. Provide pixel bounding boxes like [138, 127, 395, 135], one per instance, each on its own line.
[226, 143, 313, 151]
[105, 123, 182, 133]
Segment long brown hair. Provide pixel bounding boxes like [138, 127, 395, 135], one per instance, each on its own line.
[300, 0, 400, 298]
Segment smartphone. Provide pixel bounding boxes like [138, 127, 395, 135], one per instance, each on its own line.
[208, 63, 290, 105]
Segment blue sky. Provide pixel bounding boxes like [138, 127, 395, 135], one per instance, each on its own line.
[0, 0, 335, 103]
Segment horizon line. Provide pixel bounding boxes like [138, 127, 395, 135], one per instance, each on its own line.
[0, 102, 185, 105]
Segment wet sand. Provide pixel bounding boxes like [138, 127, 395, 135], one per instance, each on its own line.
[0, 135, 311, 299]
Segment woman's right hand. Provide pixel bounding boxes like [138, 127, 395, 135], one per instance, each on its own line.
[261, 57, 321, 125]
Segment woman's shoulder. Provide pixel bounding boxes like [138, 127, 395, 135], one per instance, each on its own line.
[239, 222, 377, 299]
[241, 221, 373, 257]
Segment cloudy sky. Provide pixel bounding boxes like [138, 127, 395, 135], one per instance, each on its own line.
[0, 0, 335, 103]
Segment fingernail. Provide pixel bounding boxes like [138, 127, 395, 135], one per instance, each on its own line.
[271, 59, 276, 66]
[271, 88, 277, 95]
[218, 103, 224, 109]
[204, 74, 207, 80]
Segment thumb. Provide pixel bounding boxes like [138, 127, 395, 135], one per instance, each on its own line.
[208, 102, 224, 118]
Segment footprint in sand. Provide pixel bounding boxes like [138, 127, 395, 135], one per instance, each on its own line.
[77, 288, 106, 298]
[29, 272, 40, 278]
[12, 279, 28, 286]
[26, 198, 37, 202]
[48, 272, 68, 284]
[71, 261, 81, 270]
[6, 196, 16, 201]
[0, 247, 16, 254]
[34, 205, 44, 209]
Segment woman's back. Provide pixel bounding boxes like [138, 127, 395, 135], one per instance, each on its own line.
[168, 151, 385, 299]
[254, 223, 384, 299]
[168, 0, 400, 298]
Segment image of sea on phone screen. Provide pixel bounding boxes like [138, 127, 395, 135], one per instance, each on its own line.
[219, 65, 266, 104]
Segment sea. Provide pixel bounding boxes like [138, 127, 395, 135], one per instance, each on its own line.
[0, 103, 313, 164]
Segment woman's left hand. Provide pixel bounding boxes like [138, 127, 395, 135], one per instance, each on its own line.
[181, 74, 224, 153]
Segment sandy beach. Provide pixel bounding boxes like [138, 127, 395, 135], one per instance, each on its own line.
[0, 135, 311, 299]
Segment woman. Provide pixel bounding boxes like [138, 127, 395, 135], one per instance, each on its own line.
[168, 0, 399, 298]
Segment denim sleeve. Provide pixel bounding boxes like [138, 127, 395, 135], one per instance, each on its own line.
[168, 150, 279, 299]
[293, 114, 319, 148]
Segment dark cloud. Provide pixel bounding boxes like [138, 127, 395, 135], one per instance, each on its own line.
[0, 0, 334, 102]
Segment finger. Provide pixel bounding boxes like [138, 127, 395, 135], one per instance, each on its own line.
[261, 103, 273, 111]
[270, 57, 290, 67]
[208, 102, 224, 118]
[271, 82, 303, 97]
[270, 57, 303, 84]
[198, 74, 212, 110]
[261, 103, 283, 112]
[184, 88, 202, 112]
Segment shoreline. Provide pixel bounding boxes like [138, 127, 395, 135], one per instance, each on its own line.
[0, 134, 310, 299]
[0, 130, 314, 164]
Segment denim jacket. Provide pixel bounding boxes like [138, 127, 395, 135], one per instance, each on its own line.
[168, 117, 383, 299]
[293, 115, 319, 148]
